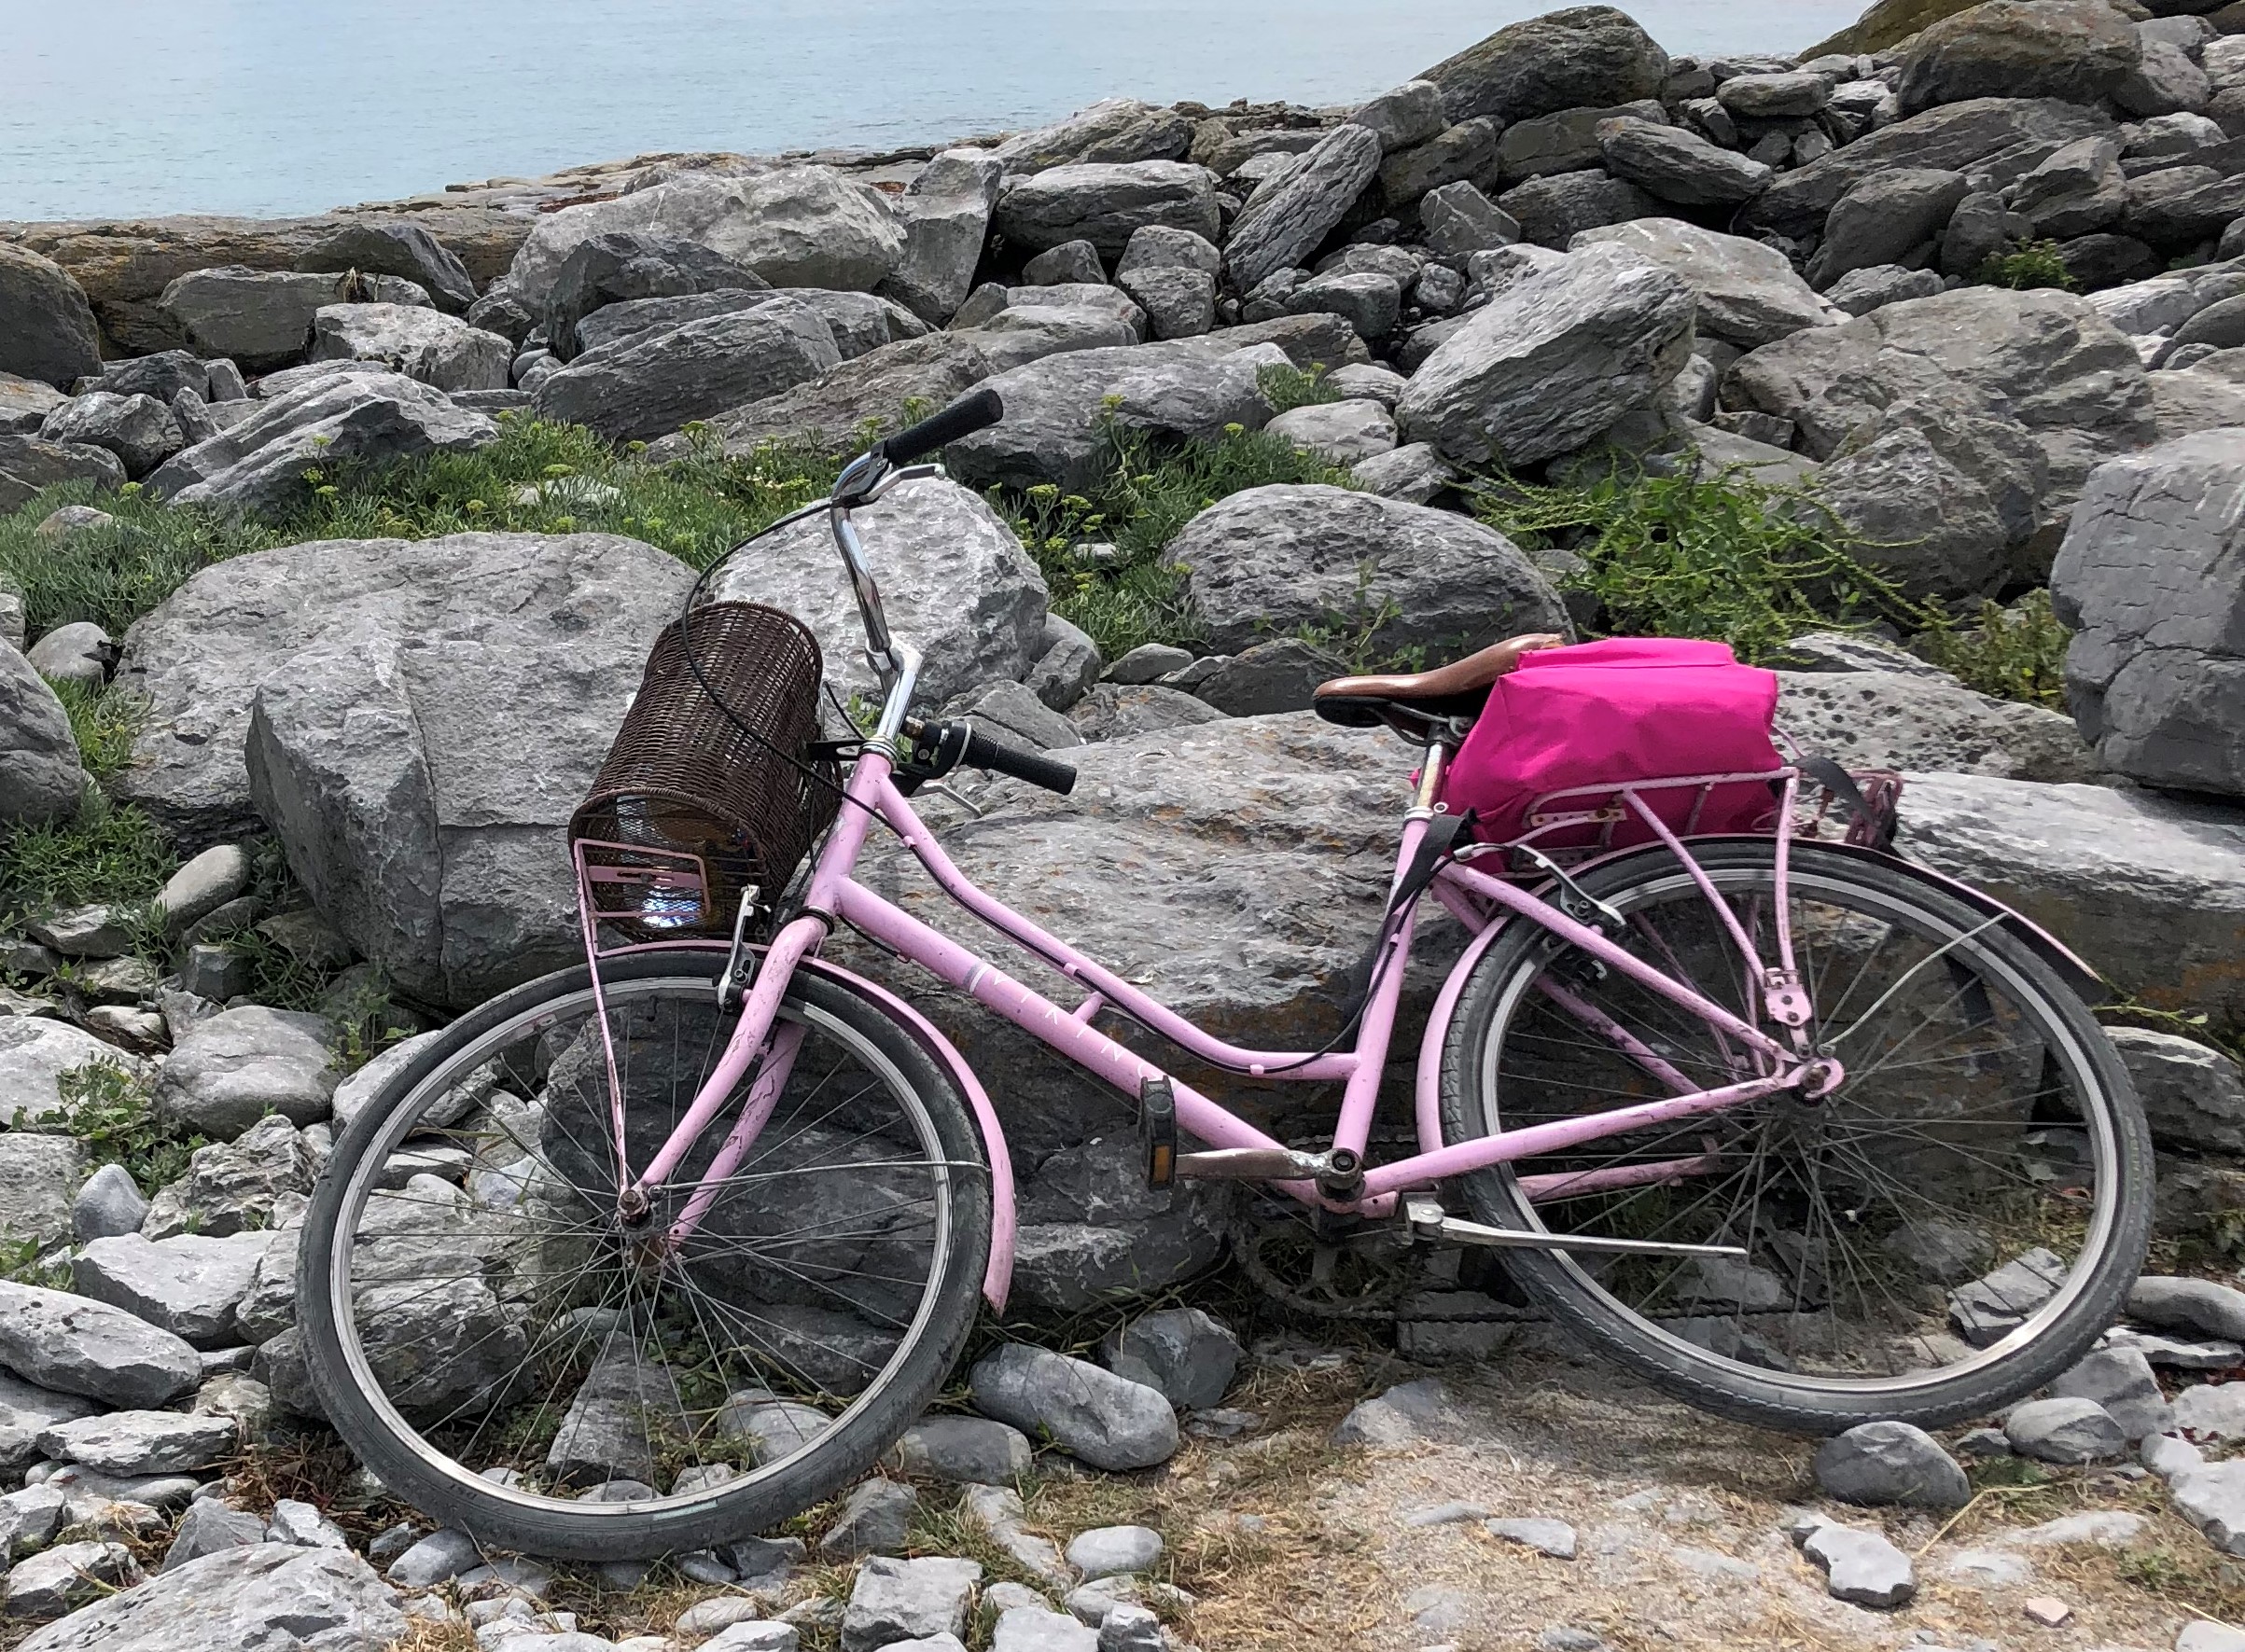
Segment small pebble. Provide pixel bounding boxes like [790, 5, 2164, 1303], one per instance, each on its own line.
[2021, 1595, 2071, 1627]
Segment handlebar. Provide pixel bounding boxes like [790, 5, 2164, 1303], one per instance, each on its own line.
[876, 387, 1005, 467]
[959, 726, 1077, 796]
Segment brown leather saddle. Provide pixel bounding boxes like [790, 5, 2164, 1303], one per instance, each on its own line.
[1312, 633, 1566, 731]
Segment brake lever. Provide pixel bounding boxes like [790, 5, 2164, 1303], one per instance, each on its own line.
[860, 462, 941, 504]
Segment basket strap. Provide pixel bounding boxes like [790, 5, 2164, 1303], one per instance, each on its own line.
[1798, 755, 1900, 853]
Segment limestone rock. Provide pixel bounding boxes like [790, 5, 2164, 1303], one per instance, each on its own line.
[1498, 171, 1660, 249]
[69, 1231, 275, 1349]
[295, 220, 477, 313]
[1813, 1422, 1972, 1509]
[0, 432, 125, 514]
[10, 1542, 404, 1650]
[1597, 118, 1772, 206]
[153, 1006, 338, 1139]
[531, 295, 840, 442]
[2108, 1027, 2245, 1153]
[1776, 669, 2093, 783]
[308, 303, 511, 391]
[1571, 218, 1839, 349]
[139, 1114, 315, 1242]
[155, 267, 430, 373]
[0, 1019, 146, 1129]
[1419, 7, 1671, 125]
[841, 1556, 981, 1652]
[0, 245, 102, 389]
[1101, 1307, 1240, 1409]
[0, 647, 85, 829]
[995, 163, 1219, 259]
[1895, 0, 2143, 116]
[0, 1281, 202, 1408]
[37, 1409, 238, 1476]
[1807, 169, 1973, 289]
[992, 100, 1192, 173]
[969, 1344, 1178, 1470]
[2006, 1395, 2126, 1462]
[1224, 125, 1384, 294]
[37, 391, 183, 479]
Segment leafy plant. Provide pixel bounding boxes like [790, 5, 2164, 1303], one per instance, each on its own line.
[0, 798, 175, 934]
[1977, 241, 2077, 292]
[1467, 463, 1924, 664]
[1255, 363, 1341, 415]
[1916, 589, 2071, 709]
[45, 678, 149, 780]
[35, 1060, 204, 1191]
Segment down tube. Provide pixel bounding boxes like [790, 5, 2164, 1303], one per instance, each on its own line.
[831, 880, 1318, 1173]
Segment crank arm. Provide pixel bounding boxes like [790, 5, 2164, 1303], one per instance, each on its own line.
[1406, 1200, 1748, 1259]
[1173, 1147, 1328, 1181]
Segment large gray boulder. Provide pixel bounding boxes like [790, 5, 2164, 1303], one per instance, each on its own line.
[1497, 170, 1659, 249]
[943, 337, 1291, 494]
[2108, 1026, 2245, 1154]
[0, 1134, 85, 1251]
[1418, 6, 1669, 125]
[1395, 243, 1695, 466]
[234, 535, 696, 1007]
[1175, 485, 1567, 658]
[969, 1344, 1178, 1470]
[2012, 136, 2128, 240]
[0, 1020, 148, 1130]
[1013, 1134, 1234, 1313]
[155, 267, 431, 373]
[1722, 285, 2154, 521]
[0, 1371, 96, 1476]
[502, 167, 906, 307]
[2050, 429, 2245, 797]
[993, 162, 1220, 258]
[11, 1542, 405, 1652]
[0, 433, 124, 514]
[539, 231, 770, 362]
[990, 99, 1192, 173]
[0, 245, 101, 389]
[307, 303, 511, 392]
[1894, 771, 2245, 1024]
[1570, 219, 1839, 350]
[1895, 0, 2142, 117]
[880, 149, 1004, 324]
[145, 369, 497, 515]
[1597, 117, 1772, 206]
[711, 475, 1048, 708]
[1743, 98, 2115, 241]
[153, 1006, 338, 1139]
[681, 330, 994, 459]
[36, 391, 184, 479]
[1777, 669, 2093, 783]
[1223, 125, 1385, 294]
[295, 219, 477, 313]
[0, 1281, 202, 1408]
[69, 1231, 275, 1349]
[0, 646, 87, 826]
[117, 523, 690, 879]
[530, 296, 842, 443]
[1807, 169, 1973, 289]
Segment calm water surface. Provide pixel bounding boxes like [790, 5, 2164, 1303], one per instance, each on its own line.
[3, 0, 1865, 220]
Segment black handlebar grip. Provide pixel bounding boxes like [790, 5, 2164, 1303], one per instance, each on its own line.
[875, 388, 1005, 466]
[961, 727, 1078, 796]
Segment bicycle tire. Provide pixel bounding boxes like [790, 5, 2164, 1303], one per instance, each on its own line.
[299, 950, 991, 1560]
[1437, 840, 2151, 1436]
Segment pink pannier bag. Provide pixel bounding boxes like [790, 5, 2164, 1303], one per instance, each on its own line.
[1443, 637, 1787, 854]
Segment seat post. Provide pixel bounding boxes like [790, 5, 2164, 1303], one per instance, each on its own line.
[1411, 741, 1450, 818]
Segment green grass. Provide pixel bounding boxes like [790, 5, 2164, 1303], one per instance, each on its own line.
[1978, 241, 2078, 293]
[1255, 363, 1342, 416]
[45, 678, 149, 781]
[1916, 589, 2071, 709]
[0, 798, 174, 936]
[1468, 463, 1926, 666]
[1003, 416, 1361, 659]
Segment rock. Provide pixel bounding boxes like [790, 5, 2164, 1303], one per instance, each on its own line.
[2109, 1027, 2245, 1152]
[146, 369, 495, 514]
[259, 1498, 346, 1550]
[944, 337, 1290, 494]
[69, 1231, 273, 1348]
[1719, 71, 1834, 118]
[295, 220, 476, 313]
[1263, 397, 1396, 465]
[1419, 7, 1671, 125]
[529, 295, 840, 442]
[71, 1163, 149, 1243]
[0, 245, 101, 389]
[1188, 639, 1347, 716]
[1572, 219, 1837, 350]
[155, 268, 429, 373]
[152, 1006, 337, 1139]
[23, 621, 112, 690]
[37, 1409, 237, 1476]
[2121, 36, 2216, 116]
[1947, 1245, 2070, 1345]
[2176, 1382, 2245, 1439]
[1067, 685, 1225, 743]
[2014, 136, 2129, 240]
[0, 1019, 146, 1128]
[992, 99, 1192, 173]
[958, 1483, 1073, 1590]
[1065, 1526, 1162, 1579]
[2052, 430, 2244, 796]
[1355, 80, 1449, 152]
[0, 370, 68, 435]
[1095, 1604, 1164, 1652]
[1105, 644, 1194, 686]
[885, 1416, 1033, 1484]
[1117, 225, 1221, 278]
[1724, 285, 2152, 519]
[307, 303, 510, 392]
[1597, 118, 1773, 205]
[1798, 1520, 1916, 1608]
[11, 1542, 404, 1649]
[1332, 1377, 1457, 1446]
[1224, 125, 1385, 293]
[161, 1500, 266, 1571]
[1351, 441, 1459, 504]
[1495, 103, 1666, 186]
[36, 392, 182, 478]
[503, 167, 904, 308]
[873, 149, 1005, 326]
[1100, 1307, 1240, 1409]
[0, 1373, 95, 1476]
[4, 1541, 142, 1621]
[2135, 1275, 2245, 1341]
[812, 1478, 916, 1560]
[712, 474, 1044, 709]
[674, 331, 990, 461]
[1285, 271, 1401, 341]
[2006, 1395, 2127, 1462]
[1809, 169, 1973, 288]
[1025, 615, 1103, 714]
[0, 1282, 202, 1407]
[386, 1527, 481, 1589]
[1826, 264, 1946, 315]
[1812, 1422, 1973, 1509]
[1109, 267, 1211, 340]
[0, 432, 125, 514]
[1176, 484, 1566, 658]
[995, 162, 1219, 260]
[2123, 165, 2245, 248]
[969, 1344, 1178, 1470]
[1380, 118, 1505, 207]
[0, 649, 85, 828]
[1485, 1517, 1578, 1559]
[2050, 1346, 2174, 1440]
[840, 1555, 981, 1652]
[1498, 171, 1660, 249]
[1023, 242, 1107, 286]
[536, 230, 769, 361]
[542, 1347, 689, 1489]
[139, 1115, 315, 1241]
[1896, 1, 2142, 116]
[1777, 669, 2092, 782]
[1418, 183, 1521, 264]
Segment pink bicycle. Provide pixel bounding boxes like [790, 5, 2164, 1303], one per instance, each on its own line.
[300, 392, 2151, 1560]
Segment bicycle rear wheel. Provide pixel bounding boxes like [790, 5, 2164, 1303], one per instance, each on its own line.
[299, 951, 990, 1560]
[1438, 840, 2150, 1435]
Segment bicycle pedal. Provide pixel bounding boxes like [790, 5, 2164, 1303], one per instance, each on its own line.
[1138, 1076, 1177, 1189]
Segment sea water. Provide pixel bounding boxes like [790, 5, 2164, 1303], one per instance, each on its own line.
[3, 0, 1866, 221]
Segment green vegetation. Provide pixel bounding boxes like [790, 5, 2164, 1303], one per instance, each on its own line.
[1255, 362, 1342, 416]
[46, 678, 148, 781]
[1917, 589, 2071, 709]
[0, 798, 174, 937]
[35, 1060, 204, 1191]
[1004, 410, 1360, 659]
[1977, 241, 2078, 293]
[1468, 463, 1923, 665]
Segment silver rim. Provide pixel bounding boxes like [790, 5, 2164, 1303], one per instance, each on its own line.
[1471, 864, 2122, 1395]
[320, 974, 957, 1521]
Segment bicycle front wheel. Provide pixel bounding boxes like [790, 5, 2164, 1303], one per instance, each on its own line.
[299, 951, 991, 1560]
[1438, 840, 2150, 1435]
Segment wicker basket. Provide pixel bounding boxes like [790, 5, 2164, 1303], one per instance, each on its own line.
[570, 602, 840, 940]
